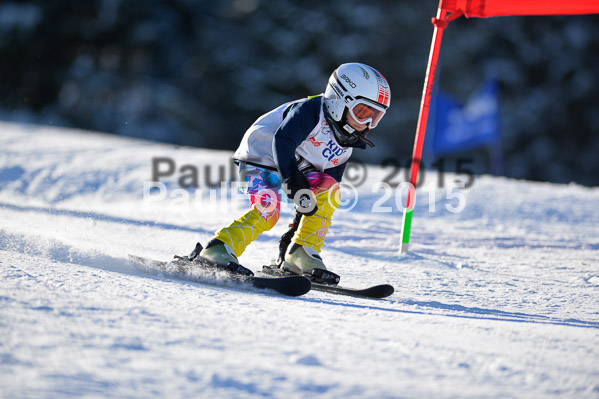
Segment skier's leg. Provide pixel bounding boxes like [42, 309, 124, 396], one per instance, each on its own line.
[200, 164, 281, 264]
[284, 172, 340, 273]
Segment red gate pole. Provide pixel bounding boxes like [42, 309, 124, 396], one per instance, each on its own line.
[400, 5, 462, 254]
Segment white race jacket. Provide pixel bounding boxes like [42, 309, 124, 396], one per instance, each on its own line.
[233, 97, 353, 175]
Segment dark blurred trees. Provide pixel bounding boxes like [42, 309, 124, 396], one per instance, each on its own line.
[1, 0, 597, 185]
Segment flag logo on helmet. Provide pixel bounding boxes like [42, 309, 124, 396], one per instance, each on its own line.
[373, 70, 390, 107]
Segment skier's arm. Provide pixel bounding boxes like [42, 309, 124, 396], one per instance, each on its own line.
[272, 97, 320, 180]
[273, 97, 321, 215]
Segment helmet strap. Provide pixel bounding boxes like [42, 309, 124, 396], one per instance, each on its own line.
[342, 118, 375, 148]
[343, 123, 375, 148]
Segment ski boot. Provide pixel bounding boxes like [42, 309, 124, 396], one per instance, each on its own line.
[184, 239, 253, 276]
[283, 243, 340, 285]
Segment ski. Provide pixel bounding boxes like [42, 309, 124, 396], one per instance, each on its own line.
[310, 282, 394, 299]
[261, 264, 394, 299]
[128, 255, 311, 297]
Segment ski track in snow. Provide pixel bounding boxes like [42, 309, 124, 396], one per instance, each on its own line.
[1, 122, 598, 398]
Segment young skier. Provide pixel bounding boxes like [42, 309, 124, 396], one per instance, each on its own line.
[191, 62, 391, 281]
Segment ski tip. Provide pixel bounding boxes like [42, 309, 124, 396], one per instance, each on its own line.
[252, 275, 312, 297]
[373, 284, 394, 298]
[354, 284, 395, 299]
[284, 276, 312, 297]
[309, 282, 395, 299]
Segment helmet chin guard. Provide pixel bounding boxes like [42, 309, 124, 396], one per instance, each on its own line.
[324, 111, 374, 149]
[323, 63, 390, 148]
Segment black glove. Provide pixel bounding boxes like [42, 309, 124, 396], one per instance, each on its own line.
[283, 172, 318, 216]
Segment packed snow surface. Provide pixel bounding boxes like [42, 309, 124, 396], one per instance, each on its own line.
[1, 122, 598, 398]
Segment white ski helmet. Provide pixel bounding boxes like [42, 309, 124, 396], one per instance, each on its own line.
[324, 63, 391, 147]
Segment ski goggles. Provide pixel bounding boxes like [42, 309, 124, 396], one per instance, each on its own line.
[347, 100, 387, 128]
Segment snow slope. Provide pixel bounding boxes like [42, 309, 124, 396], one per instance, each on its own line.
[1, 121, 598, 398]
